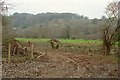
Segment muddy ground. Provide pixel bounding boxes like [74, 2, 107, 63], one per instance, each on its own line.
[2, 43, 118, 78]
[2, 43, 119, 78]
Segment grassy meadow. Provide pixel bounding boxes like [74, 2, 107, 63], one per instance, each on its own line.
[15, 38, 102, 45]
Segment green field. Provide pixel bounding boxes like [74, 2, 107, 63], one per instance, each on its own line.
[16, 38, 102, 44]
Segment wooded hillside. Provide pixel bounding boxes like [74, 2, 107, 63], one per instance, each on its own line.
[9, 13, 111, 39]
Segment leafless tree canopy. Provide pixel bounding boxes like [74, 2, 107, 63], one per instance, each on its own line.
[0, 0, 8, 15]
[102, 1, 119, 55]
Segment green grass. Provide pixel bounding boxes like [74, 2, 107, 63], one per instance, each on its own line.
[16, 38, 102, 44]
[16, 38, 50, 43]
[59, 39, 102, 44]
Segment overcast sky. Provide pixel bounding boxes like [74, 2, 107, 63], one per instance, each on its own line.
[7, 0, 117, 19]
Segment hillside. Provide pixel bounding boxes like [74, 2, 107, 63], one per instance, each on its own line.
[10, 12, 104, 39]
[11, 12, 93, 28]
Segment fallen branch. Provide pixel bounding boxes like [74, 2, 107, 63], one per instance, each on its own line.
[16, 42, 23, 48]
[37, 52, 46, 58]
[12, 42, 28, 55]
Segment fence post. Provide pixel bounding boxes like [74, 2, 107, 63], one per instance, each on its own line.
[45, 42, 47, 54]
[8, 43, 11, 63]
[31, 43, 34, 59]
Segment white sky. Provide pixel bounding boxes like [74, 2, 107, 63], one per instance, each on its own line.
[7, 0, 118, 19]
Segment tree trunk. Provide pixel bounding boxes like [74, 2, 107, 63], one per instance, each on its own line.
[102, 27, 112, 55]
[103, 41, 111, 55]
[106, 44, 111, 55]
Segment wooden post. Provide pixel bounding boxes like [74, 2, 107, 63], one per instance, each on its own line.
[45, 43, 47, 54]
[8, 43, 11, 63]
[31, 43, 34, 59]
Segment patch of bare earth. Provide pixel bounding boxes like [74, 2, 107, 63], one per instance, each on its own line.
[2, 50, 118, 78]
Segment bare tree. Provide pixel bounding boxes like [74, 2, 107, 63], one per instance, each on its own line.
[102, 1, 119, 55]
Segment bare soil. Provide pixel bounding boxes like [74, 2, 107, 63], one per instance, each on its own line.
[2, 43, 119, 78]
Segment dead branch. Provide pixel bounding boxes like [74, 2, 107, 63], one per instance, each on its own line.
[37, 52, 46, 58]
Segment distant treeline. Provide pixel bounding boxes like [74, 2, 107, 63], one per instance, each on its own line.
[9, 12, 109, 39]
